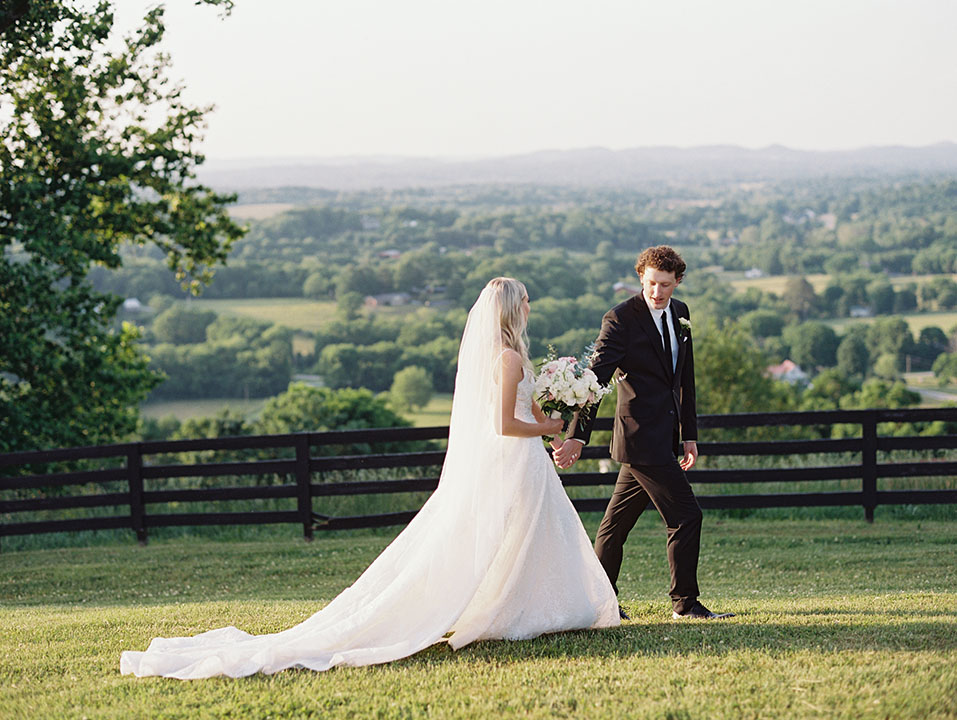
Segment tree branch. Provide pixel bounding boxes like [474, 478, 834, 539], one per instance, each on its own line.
[0, 0, 30, 36]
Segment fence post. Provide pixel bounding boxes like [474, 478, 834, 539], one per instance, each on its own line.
[127, 444, 147, 545]
[861, 412, 878, 523]
[296, 435, 314, 542]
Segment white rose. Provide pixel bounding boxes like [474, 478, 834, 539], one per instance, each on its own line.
[573, 378, 590, 400]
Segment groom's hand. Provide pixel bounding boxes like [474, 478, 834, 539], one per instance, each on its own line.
[679, 440, 698, 471]
[552, 439, 584, 469]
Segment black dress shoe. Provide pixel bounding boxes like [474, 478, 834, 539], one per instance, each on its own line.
[672, 602, 734, 620]
[618, 605, 630, 621]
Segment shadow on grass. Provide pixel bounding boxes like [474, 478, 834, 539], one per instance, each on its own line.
[769, 607, 957, 618]
[104, 614, 957, 683]
[369, 617, 957, 671]
[206, 618, 952, 682]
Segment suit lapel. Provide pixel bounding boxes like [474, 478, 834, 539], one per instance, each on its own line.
[634, 294, 672, 380]
[672, 304, 686, 385]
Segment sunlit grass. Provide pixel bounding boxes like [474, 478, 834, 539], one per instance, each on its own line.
[185, 297, 337, 332]
[2, 518, 955, 719]
[184, 297, 428, 333]
[727, 272, 956, 297]
[139, 397, 271, 421]
[824, 310, 957, 335]
[227, 203, 297, 220]
[402, 393, 454, 427]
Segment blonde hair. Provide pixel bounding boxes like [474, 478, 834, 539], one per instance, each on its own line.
[486, 276, 532, 371]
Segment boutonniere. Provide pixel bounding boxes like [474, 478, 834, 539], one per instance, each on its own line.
[678, 317, 692, 336]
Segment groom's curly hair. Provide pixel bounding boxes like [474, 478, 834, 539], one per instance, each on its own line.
[635, 245, 686, 281]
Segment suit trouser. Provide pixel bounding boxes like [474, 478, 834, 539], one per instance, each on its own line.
[594, 460, 703, 614]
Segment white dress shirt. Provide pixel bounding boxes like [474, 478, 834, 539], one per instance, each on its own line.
[648, 301, 678, 373]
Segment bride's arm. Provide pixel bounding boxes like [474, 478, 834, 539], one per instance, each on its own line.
[499, 350, 563, 438]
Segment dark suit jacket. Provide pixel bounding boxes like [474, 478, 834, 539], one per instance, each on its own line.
[569, 293, 697, 465]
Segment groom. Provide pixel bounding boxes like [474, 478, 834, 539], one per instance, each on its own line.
[553, 245, 731, 621]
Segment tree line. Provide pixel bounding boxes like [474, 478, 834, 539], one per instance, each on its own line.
[4, 2, 957, 454]
[89, 179, 957, 314]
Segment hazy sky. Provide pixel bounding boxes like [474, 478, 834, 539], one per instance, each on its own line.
[115, 0, 957, 160]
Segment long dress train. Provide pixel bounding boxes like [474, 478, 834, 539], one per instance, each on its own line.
[121, 297, 619, 679]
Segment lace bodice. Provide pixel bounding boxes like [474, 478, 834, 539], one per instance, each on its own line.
[514, 368, 537, 423]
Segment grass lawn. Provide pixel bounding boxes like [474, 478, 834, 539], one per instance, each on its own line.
[2, 517, 955, 719]
[824, 310, 957, 335]
[140, 397, 272, 422]
[184, 298, 428, 333]
[185, 298, 338, 333]
[405, 393, 454, 427]
[728, 273, 832, 295]
[227, 203, 297, 220]
[727, 272, 957, 297]
[140, 392, 451, 426]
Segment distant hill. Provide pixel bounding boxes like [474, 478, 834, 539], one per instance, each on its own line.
[197, 143, 957, 191]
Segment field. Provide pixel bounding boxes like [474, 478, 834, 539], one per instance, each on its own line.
[185, 297, 425, 334]
[184, 298, 338, 333]
[140, 392, 453, 426]
[728, 272, 832, 294]
[405, 393, 454, 427]
[140, 397, 271, 422]
[2, 517, 955, 719]
[227, 203, 297, 220]
[727, 272, 957, 296]
[726, 272, 957, 334]
[825, 310, 957, 335]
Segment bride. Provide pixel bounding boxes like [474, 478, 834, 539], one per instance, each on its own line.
[121, 277, 619, 679]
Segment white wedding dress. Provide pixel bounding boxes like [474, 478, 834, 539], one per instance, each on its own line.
[120, 288, 619, 679]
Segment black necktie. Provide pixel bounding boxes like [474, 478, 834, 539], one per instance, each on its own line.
[661, 311, 672, 373]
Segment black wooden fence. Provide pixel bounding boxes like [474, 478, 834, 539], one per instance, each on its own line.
[2, 407, 956, 548]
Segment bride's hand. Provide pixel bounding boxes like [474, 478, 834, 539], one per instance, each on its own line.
[543, 417, 564, 436]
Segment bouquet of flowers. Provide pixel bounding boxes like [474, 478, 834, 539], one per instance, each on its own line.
[534, 344, 616, 441]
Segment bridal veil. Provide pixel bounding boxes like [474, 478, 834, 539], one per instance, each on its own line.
[120, 284, 539, 678]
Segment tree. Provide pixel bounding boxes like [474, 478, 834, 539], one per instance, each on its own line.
[836, 332, 870, 378]
[694, 322, 795, 416]
[0, 1, 243, 452]
[799, 369, 860, 411]
[335, 264, 390, 298]
[398, 336, 459, 393]
[873, 352, 901, 379]
[175, 409, 250, 441]
[303, 270, 334, 299]
[544, 328, 602, 359]
[865, 318, 915, 366]
[893, 285, 918, 313]
[206, 316, 272, 345]
[256, 383, 411, 455]
[740, 309, 786, 339]
[914, 327, 949, 366]
[932, 353, 957, 385]
[782, 322, 840, 370]
[841, 379, 920, 410]
[152, 306, 217, 345]
[866, 278, 895, 315]
[393, 251, 430, 292]
[258, 383, 408, 434]
[336, 291, 365, 321]
[390, 366, 433, 411]
[782, 276, 818, 319]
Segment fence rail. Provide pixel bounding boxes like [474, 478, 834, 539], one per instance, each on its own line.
[1, 408, 956, 548]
